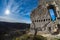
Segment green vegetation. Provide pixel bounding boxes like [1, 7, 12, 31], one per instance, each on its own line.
[33, 35, 47, 40]
[51, 38, 60, 40]
[12, 34, 47, 40]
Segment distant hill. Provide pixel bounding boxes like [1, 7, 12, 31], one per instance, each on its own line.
[0, 21, 30, 35]
[0, 21, 30, 40]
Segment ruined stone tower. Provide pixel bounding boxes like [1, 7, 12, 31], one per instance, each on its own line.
[30, 0, 60, 34]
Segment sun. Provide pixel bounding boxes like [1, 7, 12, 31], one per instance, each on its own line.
[5, 9, 10, 15]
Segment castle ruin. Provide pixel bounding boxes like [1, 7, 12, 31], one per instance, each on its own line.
[30, 0, 60, 35]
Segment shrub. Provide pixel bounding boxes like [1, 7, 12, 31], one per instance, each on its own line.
[13, 34, 47, 40]
[33, 35, 47, 40]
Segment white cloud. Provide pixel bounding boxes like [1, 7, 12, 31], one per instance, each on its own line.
[0, 16, 31, 23]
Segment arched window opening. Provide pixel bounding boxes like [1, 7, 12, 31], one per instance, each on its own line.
[37, 20, 38, 22]
[41, 20, 42, 22]
[48, 27, 51, 32]
[35, 20, 36, 22]
[39, 20, 40, 22]
[48, 19, 50, 21]
[44, 19, 45, 21]
[47, 5, 56, 21]
[46, 19, 47, 21]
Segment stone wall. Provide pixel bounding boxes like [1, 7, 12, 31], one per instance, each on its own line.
[30, 0, 60, 35]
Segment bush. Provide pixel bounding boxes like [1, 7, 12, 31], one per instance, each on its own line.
[19, 34, 30, 40]
[52, 38, 60, 40]
[13, 34, 47, 40]
[33, 35, 47, 40]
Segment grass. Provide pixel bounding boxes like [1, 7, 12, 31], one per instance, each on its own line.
[12, 34, 47, 40]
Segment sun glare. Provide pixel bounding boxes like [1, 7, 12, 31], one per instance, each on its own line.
[5, 9, 10, 15]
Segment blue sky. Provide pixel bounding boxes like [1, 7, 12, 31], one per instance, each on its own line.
[0, 0, 38, 23]
[49, 9, 56, 21]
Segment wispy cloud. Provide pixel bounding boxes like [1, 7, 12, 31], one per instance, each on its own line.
[0, 16, 31, 23]
[0, 0, 38, 23]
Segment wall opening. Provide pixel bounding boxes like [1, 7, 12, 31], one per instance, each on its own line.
[47, 5, 57, 21]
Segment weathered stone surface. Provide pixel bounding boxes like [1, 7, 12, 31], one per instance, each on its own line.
[30, 0, 60, 35]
